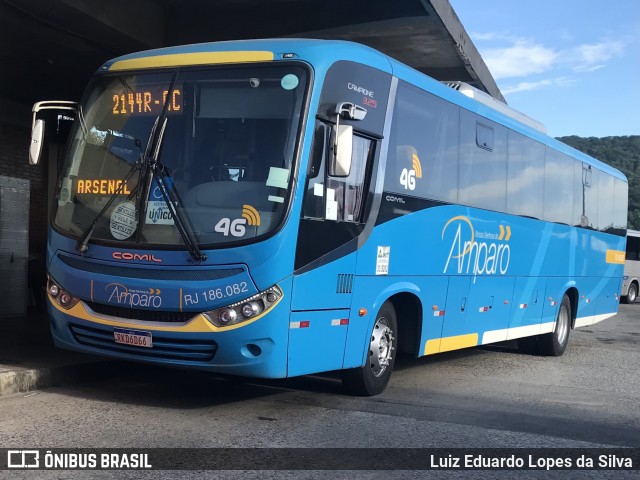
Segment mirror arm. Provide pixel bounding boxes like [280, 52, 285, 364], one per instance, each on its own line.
[31, 101, 79, 129]
[333, 109, 341, 160]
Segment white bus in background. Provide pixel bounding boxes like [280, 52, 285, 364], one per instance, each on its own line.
[622, 229, 640, 303]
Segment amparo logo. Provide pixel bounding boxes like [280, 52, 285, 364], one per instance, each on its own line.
[106, 283, 162, 308]
[442, 216, 511, 281]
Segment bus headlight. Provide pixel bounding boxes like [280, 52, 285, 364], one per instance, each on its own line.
[242, 302, 261, 318]
[47, 276, 80, 310]
[218, 308, 237, 325]
[203, 285, 283, 328]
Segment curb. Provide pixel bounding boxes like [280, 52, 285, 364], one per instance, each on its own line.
[0, 361, 120, 397]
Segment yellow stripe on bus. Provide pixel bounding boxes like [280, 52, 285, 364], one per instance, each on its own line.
[48, 293, 281, 333]
[424, 333, 479, 355]
[605, 249, 625, 264]
[109, 51, 274, 71]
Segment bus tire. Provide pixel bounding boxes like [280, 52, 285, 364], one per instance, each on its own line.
[539, 294, 572, 356]
[622, 282, 637, 304]
[518, 294, 571, 356]
[341, 302, 397, 396]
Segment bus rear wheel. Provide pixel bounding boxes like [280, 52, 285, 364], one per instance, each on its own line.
[518, 294, 571, 356]
[341, 302, 397, 396]
[622, 282, 637, 304]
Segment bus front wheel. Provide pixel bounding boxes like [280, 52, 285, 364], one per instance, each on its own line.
[341, 302, 397, 396]
[518, 294, 571, 356]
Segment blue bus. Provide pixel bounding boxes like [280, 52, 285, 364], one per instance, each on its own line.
[30, 39, 628, 395]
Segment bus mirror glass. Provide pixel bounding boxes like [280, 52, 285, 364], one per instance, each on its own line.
[331, 124, 353, 177]
[29, 119, 45, 165]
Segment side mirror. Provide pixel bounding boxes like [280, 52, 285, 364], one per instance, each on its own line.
[29, 119, 45, 165]
[29, 100, 79, 166]
[330, 124, 353, 177]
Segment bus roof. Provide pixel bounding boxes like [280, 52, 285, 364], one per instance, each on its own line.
[102, 39, 627, 183]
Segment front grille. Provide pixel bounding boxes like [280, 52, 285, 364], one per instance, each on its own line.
[86, 301, 196, 323]
[70, 324, 217, 362]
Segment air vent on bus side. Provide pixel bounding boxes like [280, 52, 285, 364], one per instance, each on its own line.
[336, 274, 354, 294]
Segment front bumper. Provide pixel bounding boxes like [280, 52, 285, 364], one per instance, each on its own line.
[47, 295, 288, 379]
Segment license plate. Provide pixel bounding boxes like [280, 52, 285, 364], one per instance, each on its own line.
[113, 328, 152, 348]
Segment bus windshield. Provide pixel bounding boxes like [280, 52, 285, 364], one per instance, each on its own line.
[53, 64, 308, 248]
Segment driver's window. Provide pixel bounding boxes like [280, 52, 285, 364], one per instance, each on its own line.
[303, 121, 373, 223]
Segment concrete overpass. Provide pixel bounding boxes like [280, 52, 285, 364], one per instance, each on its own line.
[0, 0, 503, 127]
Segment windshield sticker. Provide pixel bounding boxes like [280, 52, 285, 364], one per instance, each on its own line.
[325, 188, 338, 220]
[281, 74, 299, 90]
[242, 205, 261, 226]
[110, 201, 137, 240]
[145, 178, 175, 225]
[268, 195, 284, 204]
[266, 167, 289, 189]
[213, 205, 261, 237]
[214, 218, 245, 237]
[376, 246, 390, 275]
[146, 202, 174, 225]
[313, 183, 324, 197]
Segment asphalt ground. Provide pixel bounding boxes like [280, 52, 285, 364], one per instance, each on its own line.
[0, 304, 638, 479]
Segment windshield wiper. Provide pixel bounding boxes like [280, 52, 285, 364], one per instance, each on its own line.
[147, 117, 207, 262]
[136, 72, 207, 262]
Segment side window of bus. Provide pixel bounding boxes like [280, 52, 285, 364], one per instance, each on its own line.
[385, 81, 458, 203]
[543, 149, 574, 225]
[598, 171, 615, 233]
[627, 235, 640, 260]
[303, 121, 373, 223]
[613, 178, 628, 235]
[459, 111, 507, 211]
[327, 135, 373, 222]
[507, 131, 544, 219]
[579, 164, 600, 229]
[303, 123, 329, 219]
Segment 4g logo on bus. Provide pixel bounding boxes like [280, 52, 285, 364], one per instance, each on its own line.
[214, 205, 261, 237]
[399, 152, 423, 191]
[442, 215, 512, 282]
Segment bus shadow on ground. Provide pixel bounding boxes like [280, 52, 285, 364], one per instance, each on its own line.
[53, 361, 347, 408]
[52, 341, 535, 408]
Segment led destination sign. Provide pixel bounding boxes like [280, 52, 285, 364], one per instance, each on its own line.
[112, 85, 182, 116]
[77, 179, 131, 195]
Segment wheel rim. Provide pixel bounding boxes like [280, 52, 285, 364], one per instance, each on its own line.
[556, 304, 569, 346]
[630, 285, 637, 303]
[369, 317, 395, 378]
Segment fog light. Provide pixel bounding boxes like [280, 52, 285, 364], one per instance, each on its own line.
[59, 292, 72, 307]
[49, 284, 59, 297]
[219, 308, 237, 325]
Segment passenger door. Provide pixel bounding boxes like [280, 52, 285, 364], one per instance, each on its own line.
[292, 121, 375, 311]
[289, 122, 375, 376]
